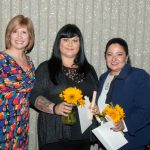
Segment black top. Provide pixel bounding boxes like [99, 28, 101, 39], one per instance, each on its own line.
[29, 61, 98, 148]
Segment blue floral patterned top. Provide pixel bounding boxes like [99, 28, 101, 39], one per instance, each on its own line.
[0, 52, 35, 150]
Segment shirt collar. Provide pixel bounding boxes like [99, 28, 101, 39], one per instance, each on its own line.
[116, 64, 132, 80]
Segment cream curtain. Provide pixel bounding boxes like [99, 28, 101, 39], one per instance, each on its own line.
[0, 0, 150, 149]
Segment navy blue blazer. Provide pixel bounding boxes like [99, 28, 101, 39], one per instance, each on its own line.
[97, 64, 150, 150]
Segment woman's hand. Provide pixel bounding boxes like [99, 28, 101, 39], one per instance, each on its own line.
[89, 104, 100, 115]
[55, 102, 72, 116]
[112, 120, 125, 132]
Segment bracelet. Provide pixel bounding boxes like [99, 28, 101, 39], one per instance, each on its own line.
[53, 104, 57, 114]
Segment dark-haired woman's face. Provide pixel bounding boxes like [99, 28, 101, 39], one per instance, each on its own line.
[105, 43, 128, 75]
[60, 36, 80, 60]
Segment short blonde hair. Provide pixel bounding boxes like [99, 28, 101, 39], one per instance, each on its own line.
[5, 15, 35, 53]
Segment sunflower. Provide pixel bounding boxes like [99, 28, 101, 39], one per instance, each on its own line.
[59, 87, 85, 106]
[115, 104, 125, 119]
[100, 103, 125, 123]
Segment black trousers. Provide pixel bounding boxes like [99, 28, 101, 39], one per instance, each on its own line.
[40, 140, 91, 150]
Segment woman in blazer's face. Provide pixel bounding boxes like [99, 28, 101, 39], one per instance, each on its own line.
[105, 43, 128, 76]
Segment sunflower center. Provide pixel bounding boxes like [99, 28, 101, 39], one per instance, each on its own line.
[69, 95, 75, 99]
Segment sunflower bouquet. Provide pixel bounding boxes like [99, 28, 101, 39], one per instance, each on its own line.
[59, 87, 85, 125]
[98, 103, 125, 123]
[59, 87, 85, 106]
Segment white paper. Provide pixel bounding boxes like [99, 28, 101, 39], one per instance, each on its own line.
[92, 121, 128, 150]
[78, 96, 92, 133]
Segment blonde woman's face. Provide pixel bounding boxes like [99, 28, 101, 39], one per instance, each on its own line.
[10, 26, 30, 51]
[105, 43, 128, 75]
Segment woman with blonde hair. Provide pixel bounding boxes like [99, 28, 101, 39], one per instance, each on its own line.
[0, 15, 35, 149]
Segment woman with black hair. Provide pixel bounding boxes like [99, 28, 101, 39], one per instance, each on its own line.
[94, 38, 150, 150]
[30, 24, 98, 150]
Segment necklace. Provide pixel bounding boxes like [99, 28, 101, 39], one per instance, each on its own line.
[13, 55, 28, 72]
[4, 49, 29, 72]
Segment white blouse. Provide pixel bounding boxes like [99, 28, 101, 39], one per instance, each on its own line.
[98, 73, 115, 112]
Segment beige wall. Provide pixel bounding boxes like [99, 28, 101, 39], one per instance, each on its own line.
[0, 0, 150, 149]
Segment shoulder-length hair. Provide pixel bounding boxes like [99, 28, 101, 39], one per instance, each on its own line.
[48, 24, 90, 84]
[5, 15, 35, 53]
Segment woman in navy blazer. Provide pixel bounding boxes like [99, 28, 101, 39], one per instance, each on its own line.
[96, 38, 150, 150]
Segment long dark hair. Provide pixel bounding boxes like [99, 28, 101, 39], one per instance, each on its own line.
[48, 24, 91, 84]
